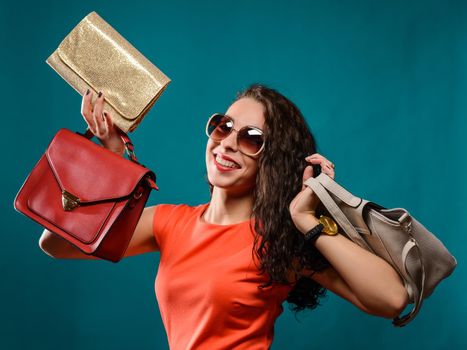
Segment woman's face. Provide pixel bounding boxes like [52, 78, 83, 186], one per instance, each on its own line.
[205, 97, 265, 196]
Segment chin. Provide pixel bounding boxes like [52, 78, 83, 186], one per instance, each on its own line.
[205, 150, 257, 194]
[207, 174, 256, 196]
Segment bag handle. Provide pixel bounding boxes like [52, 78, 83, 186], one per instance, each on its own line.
[392, 236, 426, 327]
[81, 127, 138, 162]
[314, 172, 362, 208]
[304, 176, 373, 251]
[77, 128, 159, 191]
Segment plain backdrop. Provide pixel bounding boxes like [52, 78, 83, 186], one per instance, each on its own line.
[2, 0, 465, 349]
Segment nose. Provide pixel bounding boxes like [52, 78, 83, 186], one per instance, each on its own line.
[219, 129, 239, 153]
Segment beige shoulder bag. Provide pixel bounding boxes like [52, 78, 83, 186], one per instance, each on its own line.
[304, 173, 457, 327]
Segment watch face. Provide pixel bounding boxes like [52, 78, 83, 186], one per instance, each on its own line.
[319, 215, 339, 235]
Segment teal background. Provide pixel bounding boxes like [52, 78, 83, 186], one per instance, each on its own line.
[2, 0, 465, 349]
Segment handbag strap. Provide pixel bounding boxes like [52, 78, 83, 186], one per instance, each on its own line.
[82, 127, 138, 163]
[78, 128, 159, 191]
[304, 176, 372, 251]
[392, 237, 426, 327]
[315, 172, 362, 208]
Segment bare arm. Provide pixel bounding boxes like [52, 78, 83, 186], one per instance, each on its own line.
[39, 206, 159, 259]
[290, 154, 409, 319]
[298, 218, 409, 319]
[298, 264, 376, 316]
[38, 90, 160, 260]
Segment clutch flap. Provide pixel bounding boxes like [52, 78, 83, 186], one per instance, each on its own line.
[46, 128, 150, 203]
[55, 11, 170, 121]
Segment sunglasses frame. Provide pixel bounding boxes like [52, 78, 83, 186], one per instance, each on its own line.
[205, 113, 265, 157]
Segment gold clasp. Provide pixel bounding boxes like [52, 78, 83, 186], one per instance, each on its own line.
[62, 190, 81, 211]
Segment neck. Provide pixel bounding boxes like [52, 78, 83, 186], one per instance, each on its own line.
[203, 187, 254, 225]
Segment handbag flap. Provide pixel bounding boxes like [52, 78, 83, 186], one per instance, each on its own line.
[55, 11, 170, 121]
[46, 128, 151, 203]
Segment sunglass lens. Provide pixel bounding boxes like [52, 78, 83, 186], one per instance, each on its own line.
[238, 128, 264, 155]
[207, 114, 232, 141]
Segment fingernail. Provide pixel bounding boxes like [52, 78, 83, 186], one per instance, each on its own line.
[86, 89, 90, 95]
[102, 112, 106, 121]
[98, 91, 102, 98]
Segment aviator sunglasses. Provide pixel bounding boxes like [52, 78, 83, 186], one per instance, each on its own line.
[205, 113, 265, 156]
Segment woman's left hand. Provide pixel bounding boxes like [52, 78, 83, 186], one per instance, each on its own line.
[289, 153, 335, 234]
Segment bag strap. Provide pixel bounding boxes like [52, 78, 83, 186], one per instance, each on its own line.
[392, 237, 426, 327]
[81, 127, 139, 162]
[304, 176, 372, 251]
[315, 172, 362, 208]
[78, 128, 159, 191]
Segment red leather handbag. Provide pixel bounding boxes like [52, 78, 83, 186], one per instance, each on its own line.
[14, 128, 158, 262]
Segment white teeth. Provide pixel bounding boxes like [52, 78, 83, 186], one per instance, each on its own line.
[215, 154, 240, 168]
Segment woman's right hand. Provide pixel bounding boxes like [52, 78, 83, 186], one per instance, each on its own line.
[81, 89, 126, 156]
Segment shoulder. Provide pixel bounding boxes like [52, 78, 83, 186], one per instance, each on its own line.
[153, 202, 208, 233]
[154, 202, 207, 219]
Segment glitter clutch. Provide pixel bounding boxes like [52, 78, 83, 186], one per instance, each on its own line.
[46, 11, 171, 132]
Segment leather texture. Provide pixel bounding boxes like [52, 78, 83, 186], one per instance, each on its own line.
[45, 11, 171, 133]
[14, 128, 158, 262]
[304, 173, 457, 327]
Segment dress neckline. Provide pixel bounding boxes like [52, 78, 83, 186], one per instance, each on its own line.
[197, 203, 253, 227]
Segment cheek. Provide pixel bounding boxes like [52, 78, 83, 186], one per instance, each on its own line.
[205, 140, 214, 159]
[244, 159, 259, 179]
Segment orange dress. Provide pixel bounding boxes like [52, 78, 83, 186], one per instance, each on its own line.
[153, 203, 295, 350]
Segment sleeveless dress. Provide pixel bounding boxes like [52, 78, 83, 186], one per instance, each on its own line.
[153, 203, 295, 350]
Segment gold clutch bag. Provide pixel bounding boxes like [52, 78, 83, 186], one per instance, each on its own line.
[46, 11, 171, 132]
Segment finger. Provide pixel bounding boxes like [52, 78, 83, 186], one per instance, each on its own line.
[81, 89, 96, 133]
[306, 159, 335, 179]
[305, 154, 335, 170]
[305, 153, 324, 160]
[93, 92, 106, 134]
[92, 113, 102, 137]
[301, 165, 314, 191]
[103, 111, 110, 128]
[103, 111, 116, 132]
[306, 157, 334, 170]
[322, 163, 335, 179]
[102, 112, 109, 134]
[306, 153, 333, 164]
[103, 111, 116, 137]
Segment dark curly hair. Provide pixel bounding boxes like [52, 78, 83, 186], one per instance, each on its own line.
[207, 83, 331, 319]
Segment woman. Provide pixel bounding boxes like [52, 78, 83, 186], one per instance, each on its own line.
[39, 84, 409, 349]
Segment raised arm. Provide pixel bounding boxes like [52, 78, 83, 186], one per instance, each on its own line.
[289, 154, 409, 319]
[38, 90, 160, 260]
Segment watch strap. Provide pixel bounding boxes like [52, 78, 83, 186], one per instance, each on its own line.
[304, 223, 324, 242]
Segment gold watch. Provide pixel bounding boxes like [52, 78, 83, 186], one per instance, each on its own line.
[318, 215, 339, 235]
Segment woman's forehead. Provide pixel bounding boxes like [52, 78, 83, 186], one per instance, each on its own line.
[225, 98, 265, 129]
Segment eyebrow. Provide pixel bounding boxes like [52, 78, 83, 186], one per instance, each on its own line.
[224, 113, 263, 130]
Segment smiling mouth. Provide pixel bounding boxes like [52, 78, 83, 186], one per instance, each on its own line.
[214, 154, 241, 169]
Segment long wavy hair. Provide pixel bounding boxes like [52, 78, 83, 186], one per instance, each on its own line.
[207, 83, 331, 318]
